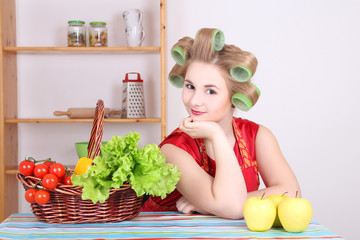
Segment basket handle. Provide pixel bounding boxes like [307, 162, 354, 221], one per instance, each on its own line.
[87, 99, 104, 159]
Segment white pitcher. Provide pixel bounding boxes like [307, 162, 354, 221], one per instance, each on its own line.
[125, 26, 145, 47]
[123, 9, 143, 27]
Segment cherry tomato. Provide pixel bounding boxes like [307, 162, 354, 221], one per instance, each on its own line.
[19, 160, 35, 176]
[62, 175, 72, 185]
[42, 173, 58, 190]
[43, 161, 54, 168]
[25, 188, 38, 203]
[35, 190, 50, 205]
[34, 164, 49, 179]
[49, 163, 65, 179]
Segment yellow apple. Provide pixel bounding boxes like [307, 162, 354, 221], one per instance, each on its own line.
[268, 193, 288, 227]
[243, 195, 276, 232]
[278, 193, 313, 232]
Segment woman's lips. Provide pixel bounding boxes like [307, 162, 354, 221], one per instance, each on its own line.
[191, 109, 205, 115]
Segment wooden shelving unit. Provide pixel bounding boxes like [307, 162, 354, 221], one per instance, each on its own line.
[5, 118, 162, 123]
[3, 46, 161, 52]
[0, 0, 167, 221]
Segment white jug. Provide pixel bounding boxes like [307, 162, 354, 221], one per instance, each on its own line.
[125, 26, 145, 47]
[123, 9, 143, 27]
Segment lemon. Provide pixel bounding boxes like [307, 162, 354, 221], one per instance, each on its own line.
[74, 157, 92, 175]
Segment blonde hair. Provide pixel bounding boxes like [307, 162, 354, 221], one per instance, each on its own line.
[169, 28, 260, 111]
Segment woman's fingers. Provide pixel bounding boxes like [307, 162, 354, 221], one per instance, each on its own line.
[179, 117, 193, 131]
[176, 196, 196, 214]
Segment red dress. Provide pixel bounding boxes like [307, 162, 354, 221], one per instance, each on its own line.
[141, 117, 260, 211]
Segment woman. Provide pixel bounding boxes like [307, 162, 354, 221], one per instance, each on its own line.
[141, 28, 300, 219]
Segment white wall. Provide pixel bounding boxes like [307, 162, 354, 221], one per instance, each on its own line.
[166, 0, 360, 239]
[15, 0, 359, 239]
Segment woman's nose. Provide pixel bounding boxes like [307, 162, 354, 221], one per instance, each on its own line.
[190, 91, 203, 106]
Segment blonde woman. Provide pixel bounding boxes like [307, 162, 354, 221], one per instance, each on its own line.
[141, 28, 300, 219]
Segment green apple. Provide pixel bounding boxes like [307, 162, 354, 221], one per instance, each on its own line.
[243, 194, 276, 232]
[268, 193, 288, 227]
[278, 192, 313, 232]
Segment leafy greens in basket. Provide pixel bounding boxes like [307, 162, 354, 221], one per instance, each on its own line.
[71, 132, 181, 204]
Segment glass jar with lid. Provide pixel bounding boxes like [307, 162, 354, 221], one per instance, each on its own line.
[67, 20, 86, 47]
[89, 22, 108, 47]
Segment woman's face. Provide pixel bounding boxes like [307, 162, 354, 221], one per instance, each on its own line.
[182, 61, 233, 122]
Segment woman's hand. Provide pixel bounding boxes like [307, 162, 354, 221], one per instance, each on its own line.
[179, 117, 221, 140]
[176, 196, 204, 214]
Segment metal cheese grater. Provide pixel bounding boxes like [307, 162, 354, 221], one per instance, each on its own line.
[121, 72, 146, 118]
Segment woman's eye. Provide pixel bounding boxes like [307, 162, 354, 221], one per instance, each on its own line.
[185, 84, 194, 89]
[206, 89, 216, 94]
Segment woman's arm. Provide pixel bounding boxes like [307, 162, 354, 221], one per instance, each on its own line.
[163, 119, 300, 218]
[161, 117, 248, 219]
[247, 125, 301, 198]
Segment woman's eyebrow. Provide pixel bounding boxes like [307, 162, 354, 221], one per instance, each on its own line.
[184, 79, 220, 90]
[204, 84, 220, 90]
[184, 79, 193, 84]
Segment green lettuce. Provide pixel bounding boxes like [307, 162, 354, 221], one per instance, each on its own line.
[71, 132, 181, 204]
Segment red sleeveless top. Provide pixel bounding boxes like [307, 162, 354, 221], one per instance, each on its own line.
[141, 117, 260, 211]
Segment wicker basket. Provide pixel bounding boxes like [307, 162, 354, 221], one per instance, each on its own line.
[17, 100, 144, 224]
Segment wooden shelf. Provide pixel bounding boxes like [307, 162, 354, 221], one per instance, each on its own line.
[5, 118, 161, 123]
[3, 46, 161, 52]
[5, 168, 19, 175]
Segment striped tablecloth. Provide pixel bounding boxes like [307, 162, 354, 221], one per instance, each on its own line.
[0, 212, 343, 239]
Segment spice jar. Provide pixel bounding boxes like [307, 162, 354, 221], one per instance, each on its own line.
[89, 22, 108, 47]
[67, 20, 86, 47]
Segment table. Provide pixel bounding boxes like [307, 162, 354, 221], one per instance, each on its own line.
[0, 212, 343, 239]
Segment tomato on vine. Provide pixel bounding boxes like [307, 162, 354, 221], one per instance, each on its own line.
[19, 159, 35, 176]
[43, 161, 54, 168]
[42, 173, 58, 190]
[49, 163, 66, 179]
[35, 190, 50, 205]
[62, 175, 72, 185]
[34, 164, 49, 179]
[25, 188, 38, 203]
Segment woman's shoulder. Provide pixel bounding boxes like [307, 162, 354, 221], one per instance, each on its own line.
[233, 117, 259, 133]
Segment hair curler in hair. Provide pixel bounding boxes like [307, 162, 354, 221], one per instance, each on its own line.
[249, 82, 261, 97]
[192, 28, 225, 62]
[231, 93, 253, 111]
[231, 82, 261, 111]
[230, 65, 252, 82]
[168, 64, 185, 88]
[169, 74, 184, 88]
[230, 51, 258, 82]
[170, 37, 194, 66]
[171, 46, 186, 66]
[211, 29, 225, 52]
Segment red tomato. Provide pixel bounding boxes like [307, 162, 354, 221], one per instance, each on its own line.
[42, 173, 58, 190]
[25, 188, 38, 203]
[49, 163, 65, 179]
[43, 161, 54, 168]
[34, 164, 49, 179]
[62, 175, 72, 185]
[35, 190, 50, 205]
[19, 160, 35, 176]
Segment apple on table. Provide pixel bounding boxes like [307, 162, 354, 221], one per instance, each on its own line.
[278, 191, 313, 233]
[268, 193, 289, 228]
[243, 193, 276, 232]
